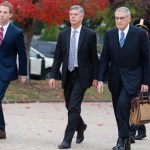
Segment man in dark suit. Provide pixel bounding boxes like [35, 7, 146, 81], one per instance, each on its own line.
[97, 7, 149, 150]
[0, 1, 27, 139]
[48, 5, 98, 149]
[129, 19, 150, 143]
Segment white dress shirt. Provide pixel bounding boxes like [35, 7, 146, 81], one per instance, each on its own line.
[0, 22, 10, 39]
[118, 24, 129, 40]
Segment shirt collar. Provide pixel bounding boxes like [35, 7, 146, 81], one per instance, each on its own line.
[119, 24, 129, 37]
[0, 22, 10, 31]
[71, 25, 82, 33]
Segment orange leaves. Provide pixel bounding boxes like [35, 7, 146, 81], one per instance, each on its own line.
[35, 0, 68, 25]
[65, 0, 109, 18]
[1, 0, 109, 25]
[8, 0, 37, 22]
[97, 0, 109, 10]
[8, 0, 68, 25]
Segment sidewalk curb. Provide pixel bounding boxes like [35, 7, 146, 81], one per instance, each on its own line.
[3, 99, 111, 104]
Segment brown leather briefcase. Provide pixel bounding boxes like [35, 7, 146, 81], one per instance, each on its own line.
[130, 92, 150, 125]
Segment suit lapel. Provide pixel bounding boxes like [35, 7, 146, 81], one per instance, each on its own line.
[112, 29, 120, 50]
[66, 28, 71, 54]
[66, 26, 86, 55]
[112, 29, 123, 64]
[78, 26, 86, 51]
[123, 25, 135, 49]
[2, 23, 13, 45]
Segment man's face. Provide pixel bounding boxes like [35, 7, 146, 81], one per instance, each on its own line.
[0, 5, 12, 26]
[69, 9, 83, 27]
[115, 11, 131, 31]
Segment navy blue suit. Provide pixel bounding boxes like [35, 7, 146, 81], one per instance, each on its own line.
[0, 23, 27, 131]
[98, 25, 149, 138]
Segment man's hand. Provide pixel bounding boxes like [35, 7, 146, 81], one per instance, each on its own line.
[92, 80, 98, 88]
[97, 81, 104, 94]
[48, 79, 56, 88]
[18, 76, 27, 84]
[141, 84, 148, 92]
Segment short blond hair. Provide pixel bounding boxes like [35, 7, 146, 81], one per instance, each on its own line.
[0, 1, 13, 13]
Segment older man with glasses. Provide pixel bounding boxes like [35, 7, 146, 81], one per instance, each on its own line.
[97, 7, 149, 150]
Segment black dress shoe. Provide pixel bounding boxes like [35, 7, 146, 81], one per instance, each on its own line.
[130, 136, 135, 144]
[125, 138, 131, 150]
[76, 124, 87, 144]
[135, 134, 146, 140]
[58, 141, 71, 149]
[112, 138, 130, 150]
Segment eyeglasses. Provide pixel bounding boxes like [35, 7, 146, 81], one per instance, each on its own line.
[115, 16, 128, 21]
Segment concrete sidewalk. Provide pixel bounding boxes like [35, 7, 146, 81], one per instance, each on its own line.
[0, 102, 150, 150]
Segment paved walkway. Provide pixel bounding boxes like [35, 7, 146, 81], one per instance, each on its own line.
[0, 102, 150, 150]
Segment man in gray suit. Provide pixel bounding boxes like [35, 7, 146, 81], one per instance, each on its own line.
[48, 5, 98, 149]
[97, 7, 149, 150]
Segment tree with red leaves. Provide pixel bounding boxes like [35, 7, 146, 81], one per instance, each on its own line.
[0, 0, 109, 78]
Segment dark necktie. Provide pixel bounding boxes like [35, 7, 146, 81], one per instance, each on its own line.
[119, 31, 125, 48]
[0, 27, 4, 46]
[68, 30, 77, 72]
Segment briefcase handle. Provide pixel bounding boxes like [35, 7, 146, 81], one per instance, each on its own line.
[131, 92, 150, 111]
[139, 92, 150, 104]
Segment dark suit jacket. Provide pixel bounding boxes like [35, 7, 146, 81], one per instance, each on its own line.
[98, 25, 149, 94]
[0, 23, 27, 81]
[50, 26, 99, 89]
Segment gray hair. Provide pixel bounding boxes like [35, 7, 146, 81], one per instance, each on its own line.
[115, 7, 131, 16]
[69, 5, 84, 16]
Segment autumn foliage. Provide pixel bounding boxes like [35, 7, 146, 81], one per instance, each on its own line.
[0, 0, 109, 77]
[0, 0, 109, 25]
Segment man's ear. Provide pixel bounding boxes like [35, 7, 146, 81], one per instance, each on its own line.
[9, 13, 13, 19]
[128, 15, 131, 23]
[80, 16, 84, 22]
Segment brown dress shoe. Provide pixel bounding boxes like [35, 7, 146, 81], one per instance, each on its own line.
[0, 130, 6, 139]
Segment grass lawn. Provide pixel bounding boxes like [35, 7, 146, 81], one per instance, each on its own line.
[4, 80, 112, 102]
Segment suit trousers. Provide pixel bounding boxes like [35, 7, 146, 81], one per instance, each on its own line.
[63, 68, 86, 143]
[111, 83, 135, 138]
[0, 79, 10, 131]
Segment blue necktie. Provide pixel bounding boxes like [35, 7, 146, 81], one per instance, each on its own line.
[68, 30, 77, 72]
[119, 32, 125, 48]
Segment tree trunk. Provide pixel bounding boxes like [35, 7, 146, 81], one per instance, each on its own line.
[21, 19, 36, 80]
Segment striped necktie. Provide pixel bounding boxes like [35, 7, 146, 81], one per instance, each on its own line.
[0, 27, 4, 46]
[68, 30, 77, 72]
[119, 32, 125, 48]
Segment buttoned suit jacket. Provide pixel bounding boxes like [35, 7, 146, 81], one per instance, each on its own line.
[0, 23, 27, 81]
[98, 25, 149, 95]
[50, 26, 99, 89]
